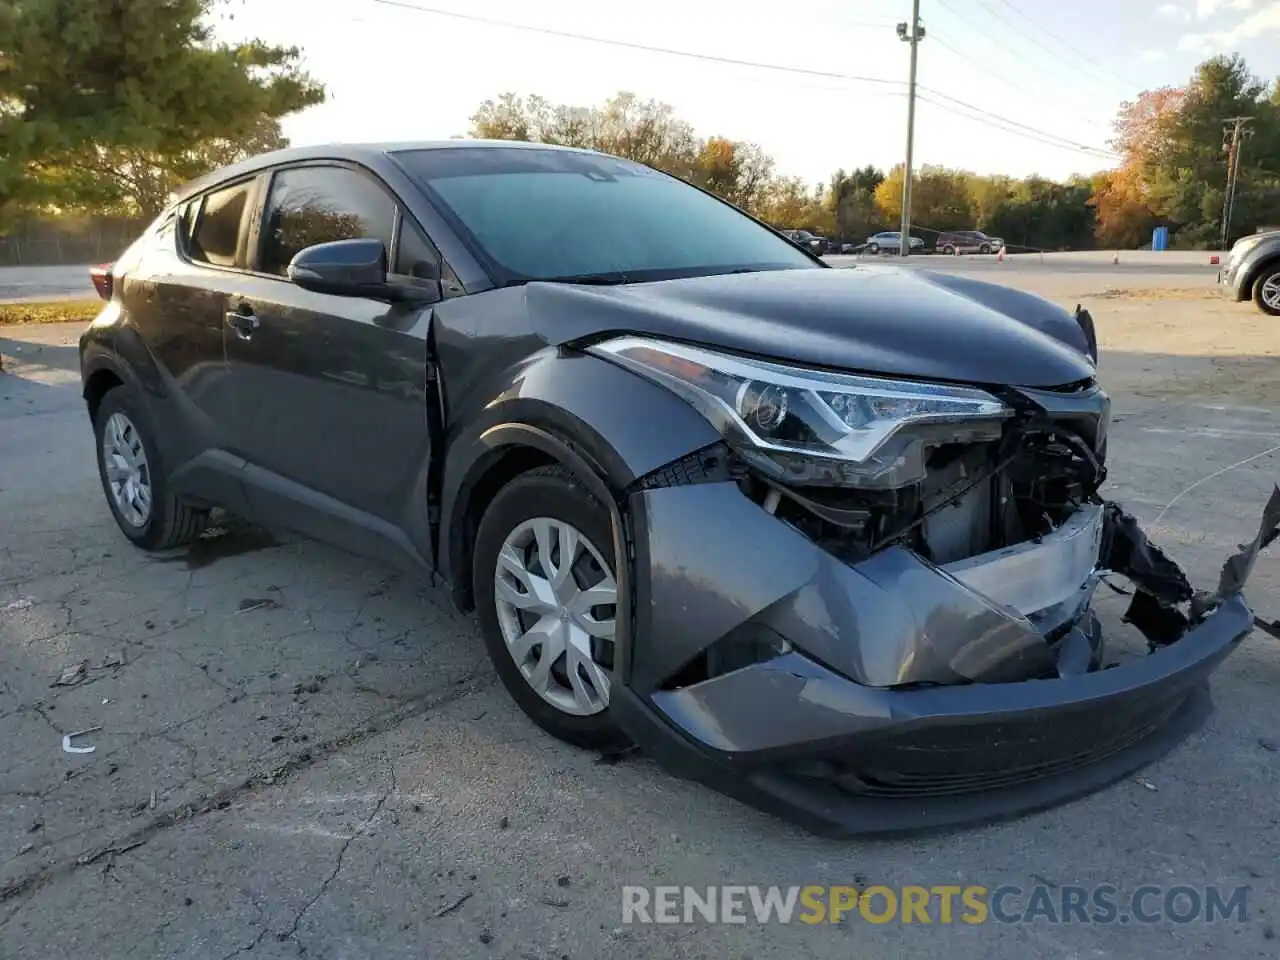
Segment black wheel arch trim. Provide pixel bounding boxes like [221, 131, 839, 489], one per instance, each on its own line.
[442, 420, 638, 686]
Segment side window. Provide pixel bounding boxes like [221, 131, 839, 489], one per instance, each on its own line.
[259, 166, 395, 277]
[189, 181, 252, 268]
[393, 216, 438, 280]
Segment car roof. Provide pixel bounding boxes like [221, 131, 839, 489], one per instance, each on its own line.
[172, 139, 611, 204]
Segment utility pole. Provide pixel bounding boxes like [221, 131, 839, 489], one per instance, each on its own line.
[897, 1, 924, 257]
[1220, 116, 1254, 249]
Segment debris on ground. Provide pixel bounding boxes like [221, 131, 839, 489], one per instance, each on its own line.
[1, 597, 34, 612]
[61, 726, 102, 754]
[1135, 777, 1158, 792]
[540, 897, 569, 908]
[52, 660, 88, 687]
[434, 892, 473, 917]
[76, 840, 145, 866]
[237, 597, 281, 613]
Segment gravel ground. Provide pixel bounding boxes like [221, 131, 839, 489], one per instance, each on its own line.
[1, 263, 1277, 959]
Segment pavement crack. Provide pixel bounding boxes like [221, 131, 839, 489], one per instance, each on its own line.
[278, 754, 395, 945]
[0, 674, 491, 909]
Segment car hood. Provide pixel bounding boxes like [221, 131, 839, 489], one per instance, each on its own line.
[528, 265, 1096, 388]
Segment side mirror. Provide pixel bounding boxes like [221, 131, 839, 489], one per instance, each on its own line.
[287, 238, 439, 304]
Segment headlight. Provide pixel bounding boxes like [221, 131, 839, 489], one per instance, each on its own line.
[589, 336, 1012, 488]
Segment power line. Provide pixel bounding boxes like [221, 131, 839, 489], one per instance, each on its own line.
[371, 0, 902, 88]
[917, 94, 1117, 161]
[987, 0, 1135, 91]
[371, 0, 1120, 161]
[955, 0, 1133, 98]
[920, 89, 1121, 159]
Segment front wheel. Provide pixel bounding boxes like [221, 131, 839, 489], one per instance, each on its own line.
[1255, 264, 1280, 316]
[980, 243, 992, 254]
[473, 466, 629, 751]
[867, 243, 879, 255]
[941, 244, 956, 256]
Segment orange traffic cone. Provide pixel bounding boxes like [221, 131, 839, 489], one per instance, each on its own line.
[1112, 250, 1119, 264]
[996, 245, 1006, 262]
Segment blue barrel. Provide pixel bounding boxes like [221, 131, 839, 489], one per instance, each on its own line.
[1152, 226, 1169, 251]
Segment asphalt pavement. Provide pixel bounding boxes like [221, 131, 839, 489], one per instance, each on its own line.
[1, 263, 1278, 959]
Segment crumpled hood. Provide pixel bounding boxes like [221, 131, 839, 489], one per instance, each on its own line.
[527, 265, 1096, 388]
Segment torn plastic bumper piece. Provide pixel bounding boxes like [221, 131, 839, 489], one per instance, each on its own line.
[612, 482, 1279, 836]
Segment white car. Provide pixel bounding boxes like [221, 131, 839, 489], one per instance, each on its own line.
[865, 231, 925, 254]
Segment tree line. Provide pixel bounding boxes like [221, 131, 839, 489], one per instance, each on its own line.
[473, 55, 1280, 251]
[2, 1, 1277, 253]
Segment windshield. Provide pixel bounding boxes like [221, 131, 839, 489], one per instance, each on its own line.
[394, 147, 819, 284]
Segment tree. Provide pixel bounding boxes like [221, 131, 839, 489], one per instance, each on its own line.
[874, 165, 974, 235]
[0, 0, 323, 225]
[1096, 55, 1280, 247]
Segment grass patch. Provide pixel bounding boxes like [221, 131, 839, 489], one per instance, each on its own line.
[0, 298, 102, 326]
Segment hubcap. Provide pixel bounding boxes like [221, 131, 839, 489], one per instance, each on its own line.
[102, 412, 152, 527]
[1263, 274, 1280, 311]
[493, 517, 617, 717]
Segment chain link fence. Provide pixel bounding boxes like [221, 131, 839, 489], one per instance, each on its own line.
[0, 216, 147, 267]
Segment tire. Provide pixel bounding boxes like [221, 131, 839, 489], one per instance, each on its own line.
[93, 385, 208, 550]
[980, 243, 992, 254]
[473, 466, 630, 752]
[867, 243, 879, 255]
[942, 244, 956, 256]
[1254, 263, 1280, 316]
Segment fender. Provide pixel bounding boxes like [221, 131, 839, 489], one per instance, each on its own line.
[436, 350, 720, 648]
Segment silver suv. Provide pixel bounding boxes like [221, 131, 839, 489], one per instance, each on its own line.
[1219, 229, 1280, 315]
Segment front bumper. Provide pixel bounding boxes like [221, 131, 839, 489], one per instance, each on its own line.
[615, 480, 1271, 836]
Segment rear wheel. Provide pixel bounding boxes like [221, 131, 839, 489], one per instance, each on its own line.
[93, 385, 208, 550]
[867, 242, 880, 255]
[942, 244, 956, 256]
[1254, 263, 1280, 316]
[473, 466, 629, 751]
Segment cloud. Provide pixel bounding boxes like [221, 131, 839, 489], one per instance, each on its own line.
[1194, 0, 1254, 18]
[1139, 48, 1167, 61]
[1158, 3, 1191, 20]
[1179, 0, 1280, 48]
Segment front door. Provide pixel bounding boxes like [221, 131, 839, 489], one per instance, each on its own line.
[223, 163, 437, 566]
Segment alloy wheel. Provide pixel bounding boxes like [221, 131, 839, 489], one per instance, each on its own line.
[1262, 273, 1280, 312]
[102, 412, 152, 527]
[493, 517, 617, 717]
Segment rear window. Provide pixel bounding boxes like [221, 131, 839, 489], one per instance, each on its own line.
[189, 181, 253, 268]
[395, 147, 817, 284]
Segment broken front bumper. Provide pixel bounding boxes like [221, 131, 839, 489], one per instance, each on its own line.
[613, 481, 1275, 836]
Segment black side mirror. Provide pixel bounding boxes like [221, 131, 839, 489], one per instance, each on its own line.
[288, 238, 439, 304]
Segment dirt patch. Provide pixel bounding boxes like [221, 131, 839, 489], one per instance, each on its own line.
[0, 300, 101, 326]
[1083, 294, 1280, 407]
[1084, 287, 1223, 301]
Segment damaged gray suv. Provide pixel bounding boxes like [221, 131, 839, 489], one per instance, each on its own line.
[79, 142, 1278, 835]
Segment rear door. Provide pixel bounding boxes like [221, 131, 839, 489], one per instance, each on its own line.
[116, 176, 261, 514]
[221, 162, 440, 564]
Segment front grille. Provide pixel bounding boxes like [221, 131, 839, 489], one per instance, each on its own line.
[783, 691, 1186, 799]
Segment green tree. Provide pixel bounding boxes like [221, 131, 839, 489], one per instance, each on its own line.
[0, 0, 323, 225]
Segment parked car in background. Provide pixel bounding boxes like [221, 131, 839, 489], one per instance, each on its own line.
[937, 231, 1004, 255]
[78, 140, 1273, 836]
[1219, 228, 1280, 315]
[780, 229, 830, 255]
[864, 231, 924, 254]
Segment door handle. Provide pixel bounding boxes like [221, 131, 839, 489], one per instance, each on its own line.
[225, 307, 260, 339]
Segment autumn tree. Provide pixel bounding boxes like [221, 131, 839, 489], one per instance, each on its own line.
[0, 0, 323, 225]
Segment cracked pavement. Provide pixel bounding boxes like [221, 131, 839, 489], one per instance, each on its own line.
[1, 273, 1279, 959]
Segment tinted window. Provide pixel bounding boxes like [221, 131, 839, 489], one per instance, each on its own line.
[259, 166, 396, 277]
[395, 147, 816, 283]
[394, 217, 438, 280]
[190, 181, 252, 268]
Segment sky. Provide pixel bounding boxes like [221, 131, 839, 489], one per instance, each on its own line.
[217, 0, 1280, 184]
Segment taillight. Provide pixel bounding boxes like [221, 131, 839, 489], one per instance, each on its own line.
[90, 263, 114, 301]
